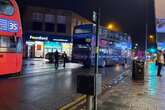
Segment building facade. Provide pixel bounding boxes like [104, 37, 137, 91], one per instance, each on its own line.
[23, 6, 91, 58]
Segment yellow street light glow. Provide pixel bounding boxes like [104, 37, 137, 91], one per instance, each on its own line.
[149, 35, 154, 39]
[106, 22, 122, 32]
[107, 24, 114, 30]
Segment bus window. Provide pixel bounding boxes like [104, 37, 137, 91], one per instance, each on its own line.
[0, 0, 14, 15]
[0, 36, 17, 52]
[74, 25, 93, 34]
[74, 28, 91, 34]
[16, 38, 22, 53]
[74, 44, 91, 49]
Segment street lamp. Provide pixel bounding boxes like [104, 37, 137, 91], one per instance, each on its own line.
[145, 0, 149, 60]
[149, 35, 154, 39]
[148, 35, 155, 43]
[106, 22, 121, 32]
[107, 24, 114, 30]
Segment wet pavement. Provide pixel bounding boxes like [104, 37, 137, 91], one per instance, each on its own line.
[98, 62, 165, 110]
[23, 58, 82, 76]
[0, 58, 128, 110]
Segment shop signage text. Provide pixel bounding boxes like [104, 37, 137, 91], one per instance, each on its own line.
[30, 35, 48, 41]
[26, 33, 71, 42]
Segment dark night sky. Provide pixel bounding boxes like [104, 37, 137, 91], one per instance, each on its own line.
[17, 0, 156, 50]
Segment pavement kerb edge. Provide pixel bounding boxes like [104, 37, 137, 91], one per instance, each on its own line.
[58, 66, 131, 110]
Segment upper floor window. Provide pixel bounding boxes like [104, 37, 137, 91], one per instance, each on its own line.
[32, 12, 43, 22]
[0, 0, 14, 15]
[45, 14, 55, 23]
[57, 15, 66, 24]
[45, 23, 55, 32]
[57, 24, 66, 33]
[32, 22, 42, 31]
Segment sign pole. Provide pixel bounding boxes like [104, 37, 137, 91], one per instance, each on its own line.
[94, 8, 100, 110]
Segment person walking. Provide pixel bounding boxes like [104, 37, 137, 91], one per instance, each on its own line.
[157, 50, 164, 77]
[62, 51, 67, 68]
[54, 50, 59, 69]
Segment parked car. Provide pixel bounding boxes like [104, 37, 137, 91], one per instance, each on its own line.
[45, 52, 54, 63]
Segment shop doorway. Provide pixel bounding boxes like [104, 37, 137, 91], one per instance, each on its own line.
[27, 44, 35, 58]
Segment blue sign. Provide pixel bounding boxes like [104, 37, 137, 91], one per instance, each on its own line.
[0, 18, 18, 32]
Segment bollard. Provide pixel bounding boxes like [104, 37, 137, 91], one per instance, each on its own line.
[87, 96, 93, 110]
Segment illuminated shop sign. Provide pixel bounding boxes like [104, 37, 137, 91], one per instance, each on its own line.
[52, 39, 68, 42]
[25, 33, 71, 42]
[0, 18, 18, 32]
[30, 35, 48, 41]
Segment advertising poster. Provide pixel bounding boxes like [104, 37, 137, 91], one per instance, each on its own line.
[155, 0, 165, 50]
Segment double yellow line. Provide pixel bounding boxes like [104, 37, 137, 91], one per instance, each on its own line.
[58, 95, 87, 110]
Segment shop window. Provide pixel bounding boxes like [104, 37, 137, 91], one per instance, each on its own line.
[37, 45, 41, 50]
[57, 24, 66, 33]
[32, 22, 42, 31]
[45, 23, 55, 32]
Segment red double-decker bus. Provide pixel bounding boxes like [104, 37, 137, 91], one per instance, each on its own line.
[0, 0, 23, 75]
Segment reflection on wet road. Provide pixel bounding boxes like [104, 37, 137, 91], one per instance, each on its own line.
[147, 62, 158, 96]
[0, 59, 126, 110]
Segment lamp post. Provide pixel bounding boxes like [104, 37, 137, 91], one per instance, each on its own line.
[145, 0, 148, 59]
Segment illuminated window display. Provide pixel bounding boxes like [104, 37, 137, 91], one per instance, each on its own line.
[24, 33, 72, 58]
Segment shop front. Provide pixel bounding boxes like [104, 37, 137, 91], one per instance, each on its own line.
[23, 33, 72, 58]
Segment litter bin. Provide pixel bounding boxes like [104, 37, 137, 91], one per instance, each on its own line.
[132, 60, 144, 80]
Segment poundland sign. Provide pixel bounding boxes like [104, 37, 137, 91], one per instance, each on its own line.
[30, 35, 48, 41]
[25, 33, 71, 42]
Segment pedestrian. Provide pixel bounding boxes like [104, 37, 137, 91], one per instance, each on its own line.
[62, 51, 67, 68]
[124, 58, 128, 68]
[54, 50, 59, 69]
[156, 50, 164, 77]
